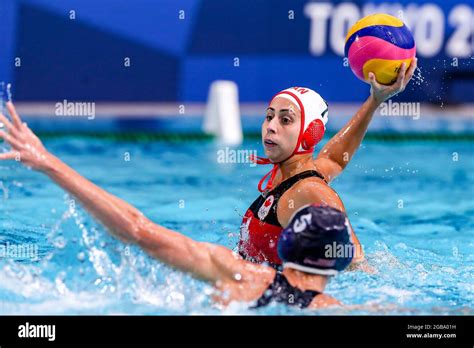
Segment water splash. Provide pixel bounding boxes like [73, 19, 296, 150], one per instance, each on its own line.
[0, 181, 8, 200]
[0, 82, 12, 153]
[6, 83, 12, 103]
[412, 67, 425, 86]
[0, 191, 216, 314]
[0, 82, 5, 116]
[0, 82, 12, 115]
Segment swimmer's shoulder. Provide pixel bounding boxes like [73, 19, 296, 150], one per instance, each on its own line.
[278, 177, 344, 225]
[292, 175, 344, 206]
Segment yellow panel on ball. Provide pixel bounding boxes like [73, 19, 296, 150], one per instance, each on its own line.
[362, 58, 414, 85]
[345, 14, 404, 43]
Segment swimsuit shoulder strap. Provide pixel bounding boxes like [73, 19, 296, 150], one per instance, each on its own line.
[272, 169, 327, 194]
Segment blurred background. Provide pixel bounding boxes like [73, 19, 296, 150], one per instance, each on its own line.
[0, 0, 472, 136]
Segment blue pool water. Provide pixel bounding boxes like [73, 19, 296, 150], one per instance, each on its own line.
[0, 137, 473, 315]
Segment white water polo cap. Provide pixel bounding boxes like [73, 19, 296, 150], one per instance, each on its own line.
[272, 87, 329, 154]
[252, 87, 329, 192]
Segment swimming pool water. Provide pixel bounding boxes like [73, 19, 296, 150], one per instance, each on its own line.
[0, 137, 473, 314]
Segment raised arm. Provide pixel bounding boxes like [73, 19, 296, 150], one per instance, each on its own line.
[0, 102, 255, 284]
[315, 58, 417, 182]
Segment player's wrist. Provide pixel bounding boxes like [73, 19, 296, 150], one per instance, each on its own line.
[40, 153, 62, 175]
[367, 93, 381, 110]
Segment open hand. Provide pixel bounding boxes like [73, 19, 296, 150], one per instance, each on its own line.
[0, 102, 51, 171]
[369, 57, 418, 105]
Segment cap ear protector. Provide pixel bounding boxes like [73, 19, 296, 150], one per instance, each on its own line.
[301, 119, 325, 150]
[301, 99, 328, 150]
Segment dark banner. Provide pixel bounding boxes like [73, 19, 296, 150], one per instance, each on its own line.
[0, 315, 472, 346]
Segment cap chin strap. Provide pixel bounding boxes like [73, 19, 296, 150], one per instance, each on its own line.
[257, 161, 279, 193]
[249, 147, 314, 193]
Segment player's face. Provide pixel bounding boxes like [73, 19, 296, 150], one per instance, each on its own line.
[262, 96, 301, 163]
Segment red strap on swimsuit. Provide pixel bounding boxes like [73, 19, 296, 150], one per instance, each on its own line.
[249, 154, 279, 192]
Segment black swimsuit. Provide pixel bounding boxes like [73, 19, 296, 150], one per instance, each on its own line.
[251, 273, 321, 309]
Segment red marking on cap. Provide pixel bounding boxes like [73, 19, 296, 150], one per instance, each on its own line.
[292, 87, 309, 94]
[273, 90, 306, 157]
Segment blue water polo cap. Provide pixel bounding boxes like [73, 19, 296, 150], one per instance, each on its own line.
[277, 205, 354, 275]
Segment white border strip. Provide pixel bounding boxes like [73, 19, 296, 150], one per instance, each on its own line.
[271, 94, 301, 111]
[283, 262, 339, 276]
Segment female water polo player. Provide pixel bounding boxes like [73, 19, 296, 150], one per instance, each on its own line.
[239, 59, 417, 268]
[0, 106, 351, 308]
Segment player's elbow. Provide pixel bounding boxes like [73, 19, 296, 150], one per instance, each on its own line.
[131, 214, 161, 246]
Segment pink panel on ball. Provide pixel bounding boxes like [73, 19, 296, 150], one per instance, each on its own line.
[348, 36, 416, 80]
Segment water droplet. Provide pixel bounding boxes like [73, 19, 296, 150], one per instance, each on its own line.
[53, 236, 67, 249]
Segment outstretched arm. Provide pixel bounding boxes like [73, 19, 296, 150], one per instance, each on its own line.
[315, 58, 418, 182]
[0, 102, 254, 283]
